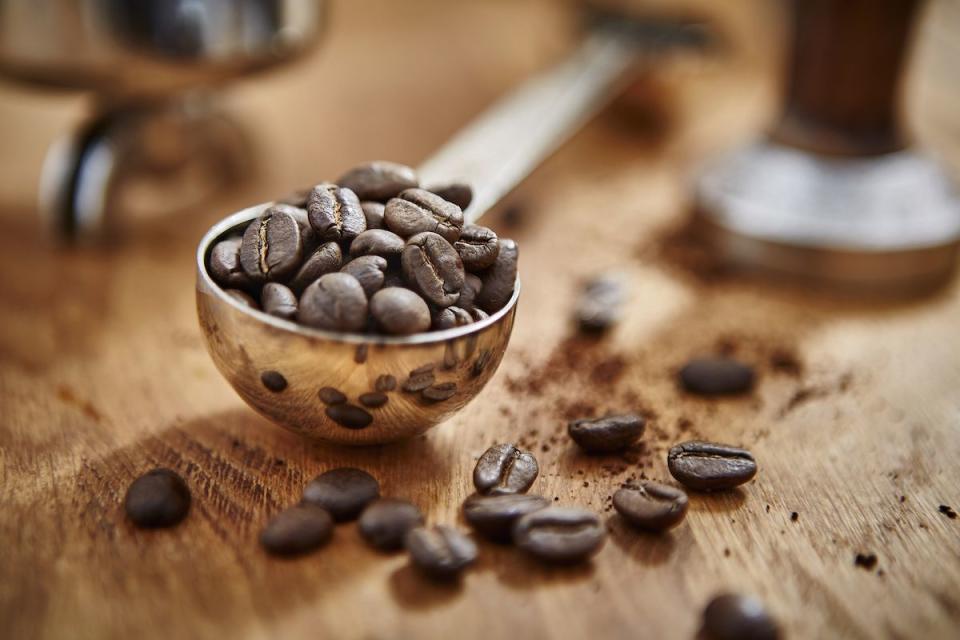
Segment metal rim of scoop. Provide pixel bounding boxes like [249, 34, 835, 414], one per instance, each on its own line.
[196, 203, 521, 347]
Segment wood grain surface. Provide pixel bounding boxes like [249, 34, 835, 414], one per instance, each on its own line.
[2, 1, 959, 638]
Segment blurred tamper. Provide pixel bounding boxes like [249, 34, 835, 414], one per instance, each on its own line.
[696, 0, 960, 292]
[0, 0, 326, 242]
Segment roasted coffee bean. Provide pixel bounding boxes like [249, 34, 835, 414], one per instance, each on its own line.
[432, 306, 473, 330]
[307, 183, 366, 242]
[513, 506, 606, 563]
[340, 255, 388, 297]
[422, 382, 456, 402]
[209, 236, 252, 289]
[124, 468, 191, 528]
[402, 371, 435, 392]
[401, 232, 464, 307]
[700, 594, 780, 640]
[679, 357, 755, 395]
[302, 468, 380, 521]
[427, 182, 473, 210]
[359, 392, 388, 408]
[667, 441, 757, 491]
[458, 273, 483, 311]
[240, 206, 303, 282]
[385, 188, 464, 242]
[318, 387, 347, 405]
[325, 403, 373, 429]
[463, 493, 550, 543]
[260, 370, 288, 392]
[470, 307, 489, 322]
[476, 238, 518, 313]
[454, 224, 499, 271]
[567, 414, 645, 453]
[375, 374, 397, 392]
[287, 241, 343, 295]
[369, 287, 431, 335]
[276, 204, 317, 254]
[261, 283, 298, 320]
[225, 289, 259, 309]
[405, 525, 478, 579]
[338, 161, 418, 202]
[298, 273, 368, 332]
[358, 498, 425, 551]
[613, 481, 688, 532]
[361, 201, 385, 229]
[473, 443, 539, 495]
[349, 229, 405, 259]
[259, 504, 334, 556]
[575, 274, 625, 334]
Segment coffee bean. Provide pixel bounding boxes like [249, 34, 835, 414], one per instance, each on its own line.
[402, 370, 435, 392]
[422, 382, 456, 402]
[432, 306, 473, 330]
[275, 204, 318, 255]
[385, 188, 464, 242]
[349, 229, 405, 259]
[302, 468, 380, 521]
[358, 498, 425, 551]
[260, 370, 288, 392]
[512, 506, 606, 563]
[259, 504, 334, 557]
[567, 414, 645, 453]
[307, 183, 366, 242]
[463, 493, 550, 542]
[454, 224, 499, 271]
[667, 441, 757, 491]
[359, 392, 388, 408]
[700, 594, 780, 640]
[340, 255, 387, 297]
[458, 273, 483, 311]
[575, 274, 625, 334]
[361, 201, 385, 229]
[469, 307, 489, 322]
[225, 289, 259, 309]
[325, 403, 373, 429]
[612, 481, 688, 532]
[476, 238, 518, 313]
[369, 287, 431, 335]
[679, 357, 755, 395]
[240, 206, 303, 282]
[287, 241, 343, 295]
[298, 272, 368, 332]
[427, 182, 473, 210]
[338, 161, 418, 202]
[375, 374, 397, 392]
[401, 232, 464, 307]
[124, 468, 191, 528]
[209, 237, 252, 289]
[261, 283, 298, 320]
[405, 525, 478, 579]
[473, 443, 539, 495]
[318, 387, 347, 405]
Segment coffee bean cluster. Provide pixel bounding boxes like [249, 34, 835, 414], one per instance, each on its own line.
[206, 161, 518, 336]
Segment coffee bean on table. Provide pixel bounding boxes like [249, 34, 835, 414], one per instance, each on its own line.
[401, 232, 465, 307]
[427, 182, 473, 210]
[402, 370, 435, 392]
[405, 525, 478, 579]
[699, 594, 780, 640]
[260, 370, 287, 392]
[476, 238, 518, 313]
[325, 403, 373, 429]
[369, 287, 431, 335]
[240, 206, 303, 282]
[512, 506, 606, 563]
[318, 386, 347, 405]
[375, 374, 397, 392]
[458, 273, 483, 311]
[349, 229, 405, 259]
[307, 183, 366, 242]
[209, 236, 252, 289]
[359, 392, 388, 408]
[432, 306, 473, 330]
[124, 468, 191, 528]
[679, 357, 755, 395]
[473, 443, 539, 495]
[463, 493, 550, 543]
[568, 414, 645, 453]
[287, 241, 343, 295]
[422, 382, 456, 402]
[259, 504, 334, 557]
[298, 272, 368, 332]
[261, 282, 298, 320]
[358, 498, 425, 551]
[338, 161, 419, 202]
[612, 481, 688, 532]
[225, 289, 259, 309]
[385, 188, 464, 242]
[360, 201, 385, 229]
[575, 274, 625, 334]
[302, 468, 380, 521]
[340, 255, 388, 297]
[667, 441, 757, 491]
[453, 224, 499, 271]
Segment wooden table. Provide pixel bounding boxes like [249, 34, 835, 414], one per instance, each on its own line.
[2, 1, 958, 638]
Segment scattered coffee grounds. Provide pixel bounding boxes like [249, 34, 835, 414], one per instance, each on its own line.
[679, 357, 755, 395]
[301, 468, 380, 522]
[513, 506, 606, 564]
[473, 443, 539, 495]
[854, 552, 878, 570]
[699, 593, 780, 640]
[463, 493, 550, 543]
[574, 274, 626, 334]
[568, 414, 645, 453]
[667, 441, 757, 491]
[259, 504, 334, 557]
[358, 498, 425, 551]
[938, 505, 956, 519]
[124, 468, 191, 529]
[206, 161, 518, 336]
[612, 481, 688, 532]
[405, 525, 478, 580]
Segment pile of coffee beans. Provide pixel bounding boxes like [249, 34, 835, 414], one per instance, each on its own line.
[206, 161, 518, 336]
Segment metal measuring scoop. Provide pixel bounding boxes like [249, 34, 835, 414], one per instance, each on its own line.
[196, 17, 707, 445]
